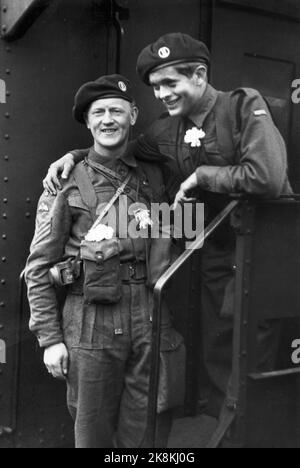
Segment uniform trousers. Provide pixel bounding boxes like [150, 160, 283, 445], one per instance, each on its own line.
[62, 281, 176, 448]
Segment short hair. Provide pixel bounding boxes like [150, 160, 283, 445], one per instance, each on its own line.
[174, 61, 208, 78]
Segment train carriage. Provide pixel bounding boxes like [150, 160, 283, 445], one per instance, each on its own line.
[0, 0, 300, 448]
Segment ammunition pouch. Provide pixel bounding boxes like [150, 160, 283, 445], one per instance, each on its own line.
[49, 258, 82, 287]
[80, 237, 122, 305]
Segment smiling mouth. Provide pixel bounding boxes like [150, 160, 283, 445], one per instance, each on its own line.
[101, 129, 118, 135]
[164, 98, 181, 108]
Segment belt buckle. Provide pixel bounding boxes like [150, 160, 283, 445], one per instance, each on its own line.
[129, 263, 136, 279]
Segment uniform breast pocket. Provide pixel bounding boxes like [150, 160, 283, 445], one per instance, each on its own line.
[203, 138, 236, 166]
[68, 195, 93, 235]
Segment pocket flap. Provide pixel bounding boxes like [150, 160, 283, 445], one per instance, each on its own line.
[81, 238, 120, 262]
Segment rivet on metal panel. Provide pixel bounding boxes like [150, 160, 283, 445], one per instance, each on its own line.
[26, 198, 31, 204]
[3, 199, 8, 204]
[0, 426, 13, 437]
[4, 135, 9, 140]
[246, 230, 252, 235]
[0, 280, 5, 285]
[2, 214, 7, 219]
[1, 258, 6, 262]
[243, 320, 248, 326]
[5, 91, 10, 97]
[0, 302, 5, 307]
[0, 323, 4, 329]
[5, 47, 11, 53]
[244, 290, 249, 296]
[4, 178, 8, 182]
[5, 113, 10, 118]
[5, 70, 11, 76]
[39, 439, 44, 445]
[2, 234, 7, 240]
[2, 25, 7, 33]
[242, 350, 247, 357]
[25, 213, 31, 219]
[4, 156, 9, 161]
[2, 6, 7, 13]
[39, 428, 45, 434]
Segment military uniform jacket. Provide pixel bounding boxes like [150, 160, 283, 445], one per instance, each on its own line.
[25, 148, 166, 349]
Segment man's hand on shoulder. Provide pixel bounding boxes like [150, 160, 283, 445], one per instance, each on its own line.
[43, 153, 75, 196]
[44, 343, 69, 380]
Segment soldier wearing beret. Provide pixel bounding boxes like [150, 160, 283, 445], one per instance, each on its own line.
[43, 33, 292, 419]
[26, 74, 185, 448]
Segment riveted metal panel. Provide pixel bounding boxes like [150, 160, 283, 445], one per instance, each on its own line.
[0, 0, 51, 40]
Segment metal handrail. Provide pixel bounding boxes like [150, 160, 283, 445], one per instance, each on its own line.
[143, 200, 239, 447]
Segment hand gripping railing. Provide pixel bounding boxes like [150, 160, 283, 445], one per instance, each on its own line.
[142, 200, 239, 448]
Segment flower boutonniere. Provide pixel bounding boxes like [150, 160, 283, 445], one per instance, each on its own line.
[134, 208, 154, 230]
[184, 127, 206, 148]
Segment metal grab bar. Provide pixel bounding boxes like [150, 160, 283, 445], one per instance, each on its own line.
[143, 200, 239, 448]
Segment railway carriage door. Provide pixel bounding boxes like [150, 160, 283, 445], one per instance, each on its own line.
[210, 0, 300, 191]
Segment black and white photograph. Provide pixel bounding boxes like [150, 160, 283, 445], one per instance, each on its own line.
[0, 0, 300, 452]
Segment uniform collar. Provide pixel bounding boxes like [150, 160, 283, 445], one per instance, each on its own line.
[188, 83, 218, 129]
[87, 144, 138, 168]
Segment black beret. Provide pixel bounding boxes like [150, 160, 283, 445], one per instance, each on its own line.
[73, 74, 134, 123]
[136, 33, 210, 85]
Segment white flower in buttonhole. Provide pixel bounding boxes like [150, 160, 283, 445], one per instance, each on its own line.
[133, 208, 154, 230]
[184, 127, 206, 148]
[85, 224, 114, 242]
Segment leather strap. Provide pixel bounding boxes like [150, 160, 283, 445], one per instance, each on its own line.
[85, 157, 127, 184]
[72, 163, 98, 220]
[89, 172, 132, 231]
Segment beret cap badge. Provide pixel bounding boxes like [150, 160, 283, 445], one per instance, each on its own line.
[137, 33, 211, 85]
[158, 47, 171, 59]
[118, 81, 127, 92]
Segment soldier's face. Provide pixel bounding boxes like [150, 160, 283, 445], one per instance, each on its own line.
[149, 66, 206, 117]
[86, 98, 138, 153]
